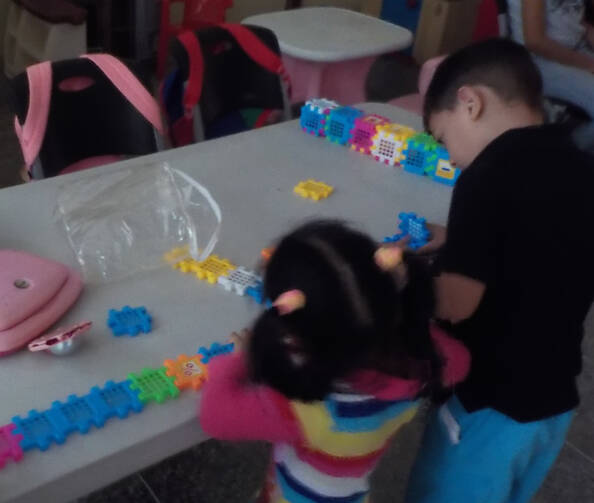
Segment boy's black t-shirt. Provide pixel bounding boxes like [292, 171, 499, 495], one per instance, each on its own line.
[441, 125, 594, 422]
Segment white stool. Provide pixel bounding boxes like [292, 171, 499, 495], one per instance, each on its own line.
[4, 0, 87, 77]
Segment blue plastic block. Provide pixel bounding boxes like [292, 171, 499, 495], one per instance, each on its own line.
[397, 212, 431, 250]
[51, 395, 96, 433]
[197, 341, 235, 364]
[300, 105, 326, 136]
[246, 281, 265, 304]
[107, 306, 152, 336]
[325, 106, 364, 145]
[402, 149, 427, 175]
[11, 410, 69, 451]
[88, 381, 144, 420]
[382, 232, 407, 244]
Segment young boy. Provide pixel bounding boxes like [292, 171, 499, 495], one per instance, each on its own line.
[405, 38, 594, 503]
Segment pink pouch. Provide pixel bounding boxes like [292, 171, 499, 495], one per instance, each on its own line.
[0, 250, 83, 355]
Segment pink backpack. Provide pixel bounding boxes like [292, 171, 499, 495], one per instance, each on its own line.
[0, 250, 82, 355]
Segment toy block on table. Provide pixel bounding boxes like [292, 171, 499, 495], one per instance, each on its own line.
[294, 179, 334, 201]
[0, 424, 23, 469]
[324, 106, 364, 145]
[173, 258, 200, 274]
[164, 354, 208, 391]
[349, 114, 390, 154]
[88, 381, 144, 419]
[370, 123, 416, 166]
[384, 212, 431, 250]
[246, 281, 266, 305]
[11, 409, 70, 451]
[197, 342, 235, 364]
[402, 133, 447, 176]
[163, 245, 191, 265]
[431, 158, 460, 186]
[50, 395, 103, 432]
[300, 98, 340, 137]
[193, 254, 236, 284]
[218, 267, 262, 296]
[107, 306, 152, 336]
[127, 367, 180, 404]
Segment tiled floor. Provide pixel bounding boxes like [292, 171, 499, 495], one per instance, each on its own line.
[2, 54, 593, 502]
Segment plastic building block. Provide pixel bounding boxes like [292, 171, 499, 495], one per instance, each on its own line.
[11, 409, 70, 451]
[261, 247, 274, 262]
[384, 212, 431, 250]
[197, 341, 235, 364]
[402, 133, 448, 177]
[324, 106, 364, 145]
[173, 258, 201, 274]
[193, 254, 236, 284]
[127, 367, 180, 404]
[107, 306, 152, 336]
[0, 424, 23, 469]
[163, 245, 191, 265]
[218, 267, 262, 296]
[300, 98, 340, 137]
[87, 380, 144, 419]
[349, 114, 390, 154]
[431, 158, 461, 186]
[370, 123, 416, 166]
[294, 179, 334, 201]
[246, 281, 266, 305]
[164, 354, 208, 391]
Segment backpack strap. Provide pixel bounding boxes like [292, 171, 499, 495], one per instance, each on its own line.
[177, 30, 205, 116]
[82, 54, 165, 135]
[13, 61, 52, 168]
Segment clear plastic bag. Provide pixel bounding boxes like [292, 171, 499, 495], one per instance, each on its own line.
[56, 162, 221, 283]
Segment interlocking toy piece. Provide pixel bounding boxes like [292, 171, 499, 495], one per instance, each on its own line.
[127, 367, 180, 404]
[300, 98, 340, 137]
[163, 245, 191, 265]
[218, 267, 262, 296]
[261, 247, 274, 262]
[431, 158, 461, 186]
[164, 354, 208, 391]
[383, 212, 431, 250]
[87, 381, 144, 420]
[246, 281, 265, 305]
[349, 114, 390, 154]
[294, 179, 334, 201]
[193, 254, 236, 284]
[402, 133, 447, 176]
[197, 342, 235, 364]
[324, 106, 364, 145]
[107, 306, 152, 336]
[370, 123, 416, 166]
[11, 409, 70, 451]
[0, 424, 23, 469]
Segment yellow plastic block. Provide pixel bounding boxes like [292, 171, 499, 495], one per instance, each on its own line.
[173, 258, 201, 274]
[193, 254, 236, 284]
[294, 179, 334, 201]
[164, 354, 208, 391]
[164, 245, 190, 265]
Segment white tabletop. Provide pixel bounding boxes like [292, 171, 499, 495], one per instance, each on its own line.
[0, 103, 447, 503]
[243, 7, 413, 62]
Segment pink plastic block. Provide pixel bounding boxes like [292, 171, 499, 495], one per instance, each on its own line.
[0, 424, 24, 469]
[349, 114, 390, 155]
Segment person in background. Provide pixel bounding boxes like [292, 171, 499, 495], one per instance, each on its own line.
[507, 0, 594, 152]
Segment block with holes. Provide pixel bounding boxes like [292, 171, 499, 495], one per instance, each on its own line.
[397, 212, 432, 250]
[218, 267, 262, 296]
[11, 409, 70, 451]
[0, 424, 23, 468]
[164, 354, 208, 391]
[431, 158, 461, 186]
[193, 254, 236, 284]
[402, 133, 446, 176]
[173, 258, 201, 274]
[127, 368, 180, 404]
[107, 306, 152, 336]
[300, 98, 340, 137]
[349, 114, 390, 154]
[163, 245, 191, 265]
[87, 381, 144, 420]
[370, 123, 416, 166]
[294, 179, 334, 201]
[324, 106, 364, 145]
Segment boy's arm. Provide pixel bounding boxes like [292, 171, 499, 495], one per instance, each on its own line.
[199, 353, 302, 443]
[522, 0, 594, 72]
[435, 273, 485, 324]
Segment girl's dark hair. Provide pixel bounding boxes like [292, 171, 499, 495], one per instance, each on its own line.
[248, 220, 443, 402]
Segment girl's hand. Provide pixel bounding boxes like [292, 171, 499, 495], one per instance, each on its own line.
[230, 329, 251, 352]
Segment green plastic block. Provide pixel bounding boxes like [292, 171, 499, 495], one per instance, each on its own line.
[127, 367, 180, 404]
[409, 132, 439, 151]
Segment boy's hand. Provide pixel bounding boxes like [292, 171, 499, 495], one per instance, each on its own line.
[230, 329, 251, 352]
[416, 223, 447, 254]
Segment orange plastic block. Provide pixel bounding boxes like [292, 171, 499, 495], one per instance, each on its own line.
[164, 354, 208, 391]
[294, 179, 334, 201]
[193, 254, 236, 284]
[261, 247, 274, 262]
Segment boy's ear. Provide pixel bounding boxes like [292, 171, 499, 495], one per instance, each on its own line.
[457, 85, 483, 121]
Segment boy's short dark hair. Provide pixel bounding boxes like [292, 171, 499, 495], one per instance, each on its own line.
[423, 38, 544, 129]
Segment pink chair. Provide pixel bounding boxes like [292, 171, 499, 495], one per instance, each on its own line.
[389, 55, 446, 115]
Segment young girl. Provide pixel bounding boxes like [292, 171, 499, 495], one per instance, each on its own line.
[199, 221, 470, 503]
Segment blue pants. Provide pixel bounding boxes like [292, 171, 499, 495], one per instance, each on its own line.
[406, 396, 574, 503]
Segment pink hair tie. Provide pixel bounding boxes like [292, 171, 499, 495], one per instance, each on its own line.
[273, 289, 306, 315]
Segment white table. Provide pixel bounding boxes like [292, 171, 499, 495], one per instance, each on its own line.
[243, 7, 413, 104]
[0, 103, 449, 503]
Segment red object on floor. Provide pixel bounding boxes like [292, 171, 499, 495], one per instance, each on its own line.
[472, 0, 500, 41]
[157, 0, 234, 78]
